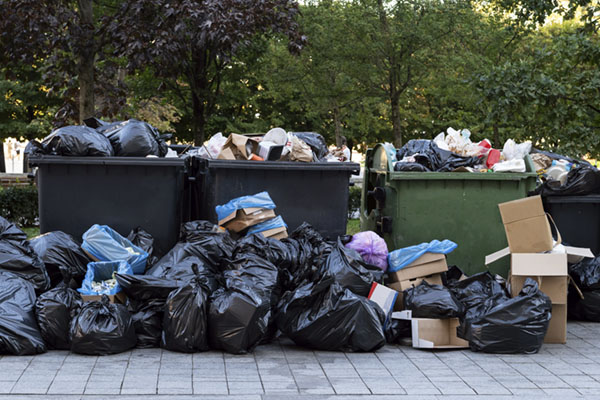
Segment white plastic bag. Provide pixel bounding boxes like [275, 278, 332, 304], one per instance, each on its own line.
[502, 139, 532, 161]
[196, 133, 227, 159]
[492, 159, 526, 173]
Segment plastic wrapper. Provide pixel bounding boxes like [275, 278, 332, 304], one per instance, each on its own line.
[403, 281, 465, 318]
[0, 271, 46, 355]
[127, 227, 158, 267]
[387, 239, 457, 273]
[215, 192, 277, 223]
[82, 224, 148, 274]
[30, 231, 91, 288]
[246, 216, 287, 236]
[35, 269, 83, 350]
[208, 255, 279, 354]
[502, 139, 532, 161]
[291, 132, 329, 161]
[97, 119, 168, 157]
[457, 278, 551, 354]
[276, 279, 386, 351]
[569, 257, 600, 291]
[345, 231, 388, 271]
[70, 296, 137, 355]
[25, 125, 114, 157]
[195, 133, 228, 159]
[534, 166, 600, 197]
[319, 238, 383, 297]
[448, 271, 509, 318]
[0, 217, 50, 293]
[78, 260, 133, 296]
[568, 289, 600, 322]
[493, 159, 526, 173]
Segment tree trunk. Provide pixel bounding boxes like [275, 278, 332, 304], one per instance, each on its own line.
[391, 93, 402, 148]
[333, 104, 343, 147]
[192, 92, 206, 146]
[78, 0, 95, 123]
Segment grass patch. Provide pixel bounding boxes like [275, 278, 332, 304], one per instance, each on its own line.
[346, 219, 361, 235]
[22, 226, 40, 239]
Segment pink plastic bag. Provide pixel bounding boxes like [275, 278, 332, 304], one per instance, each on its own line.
[345, 231, 389, 271]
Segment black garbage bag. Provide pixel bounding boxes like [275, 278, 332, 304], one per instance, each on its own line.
[148, 247, 220, 292]
[394, 162, 431, 172]
[448, 271, 509, 318]
[208, 256, 279, 354]
[0, 271, 46, 355]
[115, 273, 183, 300]
[568, 289, 600, 322]
[569, 256, 600, 291]
[26, 125, 114, 157]
[161, 270, 209, 353]
[404, 281, 465, 319]
[127, 227, 158, 268]
[35, 269, 83, 350]
[276, 279, 386, 351]
[70, 296, 137, 355]
[98, 119, 168, 157]
[291, 132, 329, 161]
[442, 265, 467, 286]
[179, 221, 236, 268]
[318, 238, 383, 297]
[129, 299, 165, 348]
[534, 166, 600, 197]
[458, 278, 551, 354]
[384, 319, 411, 344]
[396, 139, 479, 172]
[30, 231, 90, 288]
[233, 234, 295, 271]
[0, 217, 50, 293]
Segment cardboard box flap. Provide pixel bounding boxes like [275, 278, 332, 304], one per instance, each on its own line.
[392, 310, 412, 320]
[485, 247, 511, 265]
[498, 196, 545, 224]
[564, 246, 594, 259]
[407, 252, 446, 267]
[486, 245, 594, 266]
[511, 253, 568, 276]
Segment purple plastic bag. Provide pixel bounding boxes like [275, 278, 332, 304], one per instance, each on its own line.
[345, 231, 389, 271]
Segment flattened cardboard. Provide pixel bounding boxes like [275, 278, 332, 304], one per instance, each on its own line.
[258, 226, 288, 240]
[544, 304, 567, 344]
[389, 253, 448, 282]
[368, 282, 398, 319]
[81, 292, 126, 304]
[498, 196, 553, 253]
[218, 133, 259, 160]
[221, 208, 276, 233]
[392, 310, 468, 349]
[387, 274, 443, 311]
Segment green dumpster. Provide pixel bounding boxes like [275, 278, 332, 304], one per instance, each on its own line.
[360, 144, 538, 277]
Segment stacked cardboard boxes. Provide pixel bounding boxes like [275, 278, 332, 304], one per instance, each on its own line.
[485, 195, 593, 344]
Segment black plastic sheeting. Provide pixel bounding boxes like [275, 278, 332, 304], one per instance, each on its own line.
[568, 289, 600, 322]
[534, 166, 600, 197]
[458, 278, 551, 354]
[569, 257, 600, 291]
[95, 119, 169, 157]
[30, 231, 91, 288]
[35, 270, 83, 350]
[0, 217, 50, 293]
[395, 139, 479, 172]
[26, 126, 114, 157]
[448, 272, 509, 319]
[277, 278, 386, 352]
[403, 281, 465, 319]
[127, 227, 158, 269]
[0, 271, 46, 355]
[70, 296, 137, 355]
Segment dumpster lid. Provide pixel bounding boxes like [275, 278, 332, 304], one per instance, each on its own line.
[544, 195, 600, 204]
[29, 155, 186, 167]
[198, 158, 360, 173]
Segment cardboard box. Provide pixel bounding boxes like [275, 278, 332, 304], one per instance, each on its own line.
[367, 282, 398, 320]
[218, 133, 259, 160]
[219, 208, 276, 233]
[392, 310, 468, 349]
[387, 274, 443, 311]
[259, 226, 288, 240]
[545, 304, 567, 344]
[81, 292, 126, 304]
[498, 196, 553, 253]
[388, 253, 448, 282]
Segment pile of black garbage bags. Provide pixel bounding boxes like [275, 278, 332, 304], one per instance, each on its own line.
[395, 267, 553, 354]
[0, 217, 390, 356]
[26, 118, 170, 158]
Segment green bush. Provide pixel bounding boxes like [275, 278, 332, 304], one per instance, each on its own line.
[348, 185, 361, 219]
[0, 185, 38, 226]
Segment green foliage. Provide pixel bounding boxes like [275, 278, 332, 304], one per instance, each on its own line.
[0, 185, 38, 227]
[346, 219, 361, 235]
[348, 185, 362, 219]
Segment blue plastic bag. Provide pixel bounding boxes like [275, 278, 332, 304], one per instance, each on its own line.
[78, 261, 133, 295]
[215, 192, 276, 222]
[247, 216, 287, 236]
[387, 240, 457, 272]
[82, 225, 148, 274]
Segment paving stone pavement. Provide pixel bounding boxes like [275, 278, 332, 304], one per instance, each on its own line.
[1, 322, 600, 399]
